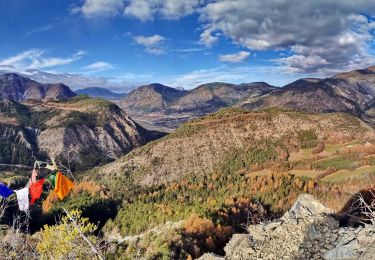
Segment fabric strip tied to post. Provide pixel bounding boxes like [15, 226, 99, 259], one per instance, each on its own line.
[47, 170, 58, 188]
[30, 178, 45, 205]
[0, 182, 13, 198]
[54, 171, 74, 200]
[15, 187, 29, 211]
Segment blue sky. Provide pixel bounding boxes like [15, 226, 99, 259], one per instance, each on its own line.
[0, 0, 375, 91]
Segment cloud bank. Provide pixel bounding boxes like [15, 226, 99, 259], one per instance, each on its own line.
[72, 0, 375, 75]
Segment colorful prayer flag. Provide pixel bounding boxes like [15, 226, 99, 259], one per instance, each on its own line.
[54, 171, 74, 200]
[15, 187, 29, 211]
[47, 170, 58, 188]
[30, 178, 45, 205]
[0, 182, 13, 198]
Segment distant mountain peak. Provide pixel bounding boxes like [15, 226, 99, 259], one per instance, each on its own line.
[75, 87, 125, 100]
[139, 83, 185, 93]
[0, 73, 76, 101]
[121, 83, 187, 112]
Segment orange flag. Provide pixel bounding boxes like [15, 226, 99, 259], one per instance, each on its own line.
[54, 171, 74, 200]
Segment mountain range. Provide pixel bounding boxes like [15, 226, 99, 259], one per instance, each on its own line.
[76, 87, 126, 100]
[240, 66, 375, 123]
[119, 66, 375, 129]
[3, 65, 375, 169]
[120, 82, 276, 131]
[121, 82, 275, 114]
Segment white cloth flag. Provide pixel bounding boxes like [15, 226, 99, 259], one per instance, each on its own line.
[15, 187, 29, 211]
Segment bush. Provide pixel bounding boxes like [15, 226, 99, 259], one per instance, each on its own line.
[184, 213, 214, 237]
[298, 130, 318, 149]
[37, 209, 103, 259]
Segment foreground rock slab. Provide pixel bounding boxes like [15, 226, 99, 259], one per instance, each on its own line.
[199, 194, 375, 260]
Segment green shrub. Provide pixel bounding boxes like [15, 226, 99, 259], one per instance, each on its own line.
[168, 123, 206, 138]
[298, 130, 318, 149]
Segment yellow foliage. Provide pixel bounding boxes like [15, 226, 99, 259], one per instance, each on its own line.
[36, 209, 100, 259]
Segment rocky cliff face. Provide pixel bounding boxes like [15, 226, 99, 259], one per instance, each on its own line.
[0, 97, 153, 170]
[200, 194, 375, 260]
[0, 73, 76, 101]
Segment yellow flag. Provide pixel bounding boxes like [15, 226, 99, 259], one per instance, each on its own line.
[54, 171, 74, 200]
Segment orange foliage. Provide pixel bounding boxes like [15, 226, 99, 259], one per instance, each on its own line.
[42, 191, 59, 213]
[184, 213, 214, 236]
[72, 181, 102, 196]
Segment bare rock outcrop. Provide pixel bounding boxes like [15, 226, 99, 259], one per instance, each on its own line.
[200, 194, 375, 260]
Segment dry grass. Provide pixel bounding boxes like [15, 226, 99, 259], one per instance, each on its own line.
[288, 169, 324, 178]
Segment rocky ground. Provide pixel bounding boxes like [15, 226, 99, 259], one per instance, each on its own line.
[200, 194, 375, 260]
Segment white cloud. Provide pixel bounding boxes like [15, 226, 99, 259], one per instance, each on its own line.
[123, 0, 154, 21]
[124, 0, 200, 21]
[71, 0, 124, 17]
[73, 0, 200, 20]
[24, 24, 54, 37]
[162, 66, 296, 89]
[218, 51, 250, 63]
[0, 49, 43, 66]
[199, 27, 219, 46]
[133, 34, 164, 46]
[199, 0, 375, 74]
[83, 61, 114, 72]
[118, 72, 153, 79]
[175, 48, 204, 53]
[133, 34, 166, 55]
[0, 49, 85, 71]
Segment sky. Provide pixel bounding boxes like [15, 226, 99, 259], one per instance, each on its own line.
[0, 0, 375, 92]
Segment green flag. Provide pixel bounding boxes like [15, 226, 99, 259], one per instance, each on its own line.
[47, 170, 58, 188]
